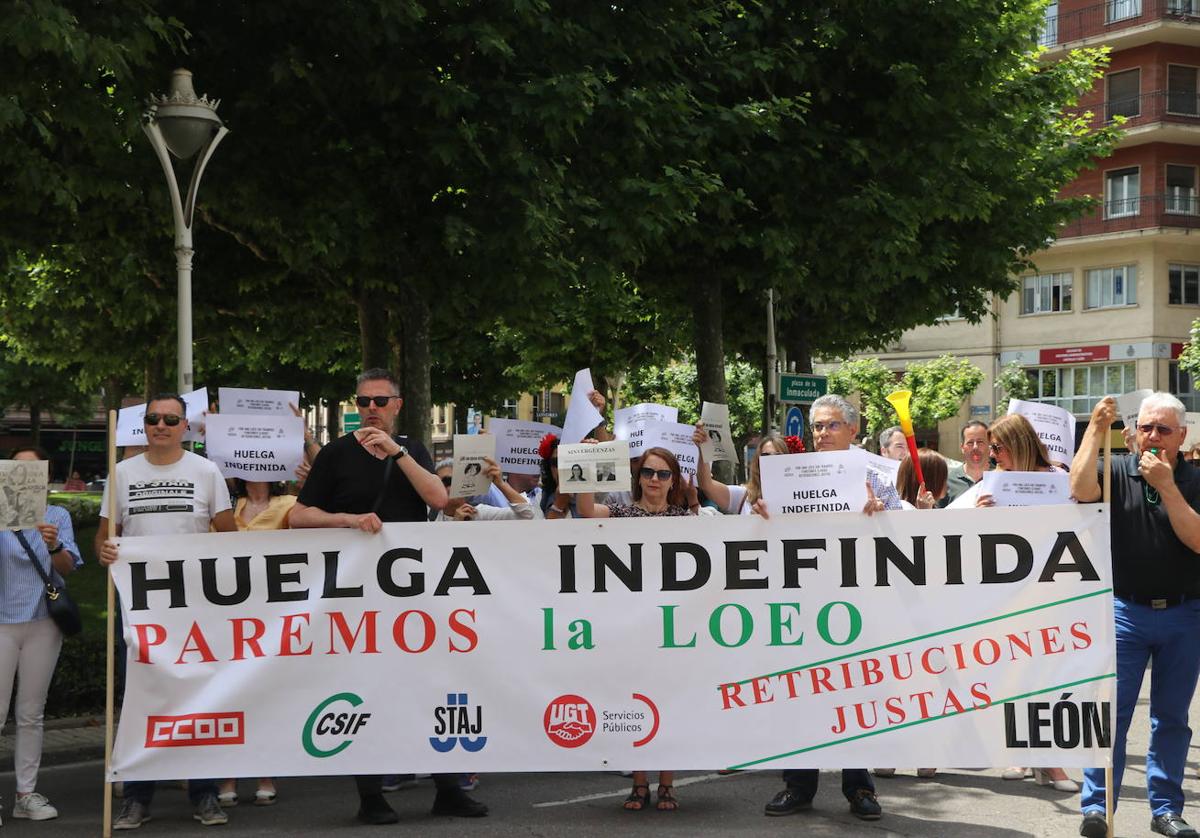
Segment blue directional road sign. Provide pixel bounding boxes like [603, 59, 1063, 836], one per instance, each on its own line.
[785, 406, 803, 437]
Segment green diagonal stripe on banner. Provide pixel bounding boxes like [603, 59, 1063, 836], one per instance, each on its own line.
[726, 672, 1117, 770]
[718, 588, 1113, 689]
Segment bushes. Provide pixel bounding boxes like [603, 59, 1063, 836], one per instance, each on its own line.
[46, 632, 108, 717]
[48, 492, 101, 529]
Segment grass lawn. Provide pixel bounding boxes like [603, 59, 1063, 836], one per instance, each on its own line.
[68, 522, 110, 635]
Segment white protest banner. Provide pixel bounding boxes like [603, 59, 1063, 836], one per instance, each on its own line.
[116, 388, 209, 445]
[488, 419, 561, 475]
[1116, 388, 1154, 431]
[0, 460, 48, 530]
[108, 506, 1113, 780]
[759, 451, 868, 514]
[450, 434, 497, 498]
[700, 402, 738, 464]
[204, 415, 305, 481]
[218, 387, 301, 417]
[636, 420, 700, 478]
[1187, 413, 1200, 450]
[1008, 399, 1076, 464]
[557, 440, 632, 494]
[980, 471, 1072, 507]
[613, 403, 678, 444]
[561, 369, 605, 444]
[848, 447, 901, 485]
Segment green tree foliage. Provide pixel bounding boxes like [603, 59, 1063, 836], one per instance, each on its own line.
[829, 355, 985, 435]
[995, 359, 1037, 403]
[622, 357, 763, 444]
[827, 358, 897, 435]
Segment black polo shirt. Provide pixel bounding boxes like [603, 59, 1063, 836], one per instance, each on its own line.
[1105, 452, 1200, 598]
[297, 432, 434, 523]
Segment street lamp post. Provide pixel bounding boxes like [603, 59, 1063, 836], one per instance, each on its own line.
[143, 69, 228, 394]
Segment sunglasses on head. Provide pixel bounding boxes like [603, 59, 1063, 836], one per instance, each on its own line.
[1137, 423, 1176, 436]
[639, 467, 673, 481]
[355, 395, 399, 408]
[143, 413, 183, 427]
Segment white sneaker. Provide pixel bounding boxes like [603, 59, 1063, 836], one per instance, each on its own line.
[13, 792, 59, 821]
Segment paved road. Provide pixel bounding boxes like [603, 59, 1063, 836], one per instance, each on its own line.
[0, 672, 1192, 837]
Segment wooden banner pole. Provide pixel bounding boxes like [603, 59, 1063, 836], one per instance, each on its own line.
[1103, 428, 1113, 838]
[102, 410, 117, 838]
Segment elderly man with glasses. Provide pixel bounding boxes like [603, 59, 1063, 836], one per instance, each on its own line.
[289, 369, 486, 825]
[97, 393, 236, 830]
[1071, 393, 1200, 838]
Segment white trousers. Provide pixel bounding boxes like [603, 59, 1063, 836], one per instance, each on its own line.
[0, 618, 63, 793]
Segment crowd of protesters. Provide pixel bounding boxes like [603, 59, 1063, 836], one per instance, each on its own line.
[4, 369, 1199, 838]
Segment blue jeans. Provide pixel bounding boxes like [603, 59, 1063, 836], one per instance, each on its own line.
[125, 778, 217, 807]
[781, 768, 874, 802]
[1082, 597, 1200, 817]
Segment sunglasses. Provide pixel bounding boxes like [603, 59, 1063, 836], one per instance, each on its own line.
[811, 421, 846, 433]
[355, 395, 400, 408]
[143, 413, 183, 427]
[1137, 423, 1176, 436]
[988, 443, 1005, 454]
[639, 467, 673, 481]
[441, 476, 452, 487]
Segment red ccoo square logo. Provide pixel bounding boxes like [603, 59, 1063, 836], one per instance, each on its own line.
[145, 712, 245, 748]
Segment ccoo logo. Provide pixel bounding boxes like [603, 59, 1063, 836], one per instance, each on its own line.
[302, 693, 371, 758]
[544, 694, 596, 748]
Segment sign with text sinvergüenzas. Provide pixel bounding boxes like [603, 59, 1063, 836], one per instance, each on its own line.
[109, 507, 1113, 779]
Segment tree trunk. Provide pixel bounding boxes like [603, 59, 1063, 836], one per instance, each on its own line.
[395, 286, 433, 450]
[29, 399, 41, 447]
[781, 313, 815, 446]
[692, 283, 735, 483]
[325, 401, 341, 441]
[357, 288, 390, 371]
[144, 350, 166, 399]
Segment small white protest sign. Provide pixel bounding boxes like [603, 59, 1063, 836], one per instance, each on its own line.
[488, 419, 561, 475]
[980, 470, 1072, 507]
[847, 447, 902, 486]
[560, 369, 605, 444]
[0, 460, 48, 530]
[699, 402, 738, 464]
[613, 403, 678, 442]
[759, 451, 868, 515]
[1186, 413, 1200, 450]
[218, 387, 300, 416]
[1007, 399, 1076, 463]
[116, 388, 209, 445]
[204, 415, 305, 481]
[449, 434, 496, 499]
[1117, 388, 1154, 431]
[636, 420, 700, 478]
[557, 440, 632, 494]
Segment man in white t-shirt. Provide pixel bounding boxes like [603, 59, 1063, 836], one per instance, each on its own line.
[97, 394, 235, 831]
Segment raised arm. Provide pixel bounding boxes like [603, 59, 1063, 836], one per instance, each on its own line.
[1070, 397, 1115, 504]
[692, 423, 732, 509]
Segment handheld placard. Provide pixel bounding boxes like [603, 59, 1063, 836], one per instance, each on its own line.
[885, 390, 925, 486]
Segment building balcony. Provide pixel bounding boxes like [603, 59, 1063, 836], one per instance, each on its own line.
[1077, 89, 1200, 145]
[1040, 0, 1200, 53]
[1056, 192, 1200, 239]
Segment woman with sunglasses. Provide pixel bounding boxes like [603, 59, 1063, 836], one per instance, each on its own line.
[0, 447, 82, 823]
[574, 447, 696, 811]
[692, 429, 787, 515]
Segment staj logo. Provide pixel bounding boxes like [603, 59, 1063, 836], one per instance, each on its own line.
[145, 712, 244, 748]
[302, 693, 371, 758]
[430, 692, 487, 753]
[544, 694, 596, 748]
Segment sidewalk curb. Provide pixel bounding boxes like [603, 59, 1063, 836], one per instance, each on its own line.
[1, 715, 107, 773]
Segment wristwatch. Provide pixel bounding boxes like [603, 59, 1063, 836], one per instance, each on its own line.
[49, 543, 64, 554]
[392, 446, 408, 461]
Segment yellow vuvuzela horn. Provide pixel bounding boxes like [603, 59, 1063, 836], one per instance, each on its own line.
[885, 390, 925, 485]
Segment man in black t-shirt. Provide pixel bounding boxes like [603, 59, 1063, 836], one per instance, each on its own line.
[292, 369, 487, 824]
[1071, 393, 1200, 838]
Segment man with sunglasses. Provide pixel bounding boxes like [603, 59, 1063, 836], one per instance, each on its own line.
[1071, 393, 1200, 838]
[289, 369, 485, 824]
[97, 394, 236, 830]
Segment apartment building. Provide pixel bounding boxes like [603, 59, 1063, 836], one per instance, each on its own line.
[834, 0, 1200, 452]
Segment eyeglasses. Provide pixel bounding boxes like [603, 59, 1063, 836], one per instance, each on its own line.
[441, 476, 452, 487]
[1137, 423, 1176, 437]
[811, 421, 846, 433]
[355, 395, 400, 408]
[639, 467, 673, 481]
[988, 442, 1005, 454]
[143, 413, 183, 427]
[963, 440, 988, 448]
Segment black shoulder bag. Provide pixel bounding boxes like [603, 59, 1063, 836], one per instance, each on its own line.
[13, 530, 82, 637]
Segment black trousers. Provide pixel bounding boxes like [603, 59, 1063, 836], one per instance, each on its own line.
[781, 769, 874, 801]
[355, 774, 458, 797]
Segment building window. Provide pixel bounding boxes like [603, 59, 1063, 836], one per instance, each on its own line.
[1104, 167, 1140, 218]
[1085, 265, 1137, 309]
[499, 398, 519, 419]
[1168, 0, 1198, 16]
[1171, 362, 1200, 411]
[1168, 66, 1200, 115]
[1021, 272, 1072, 314]
[1040, 1, 1058, 45]
[1106, 69, 1140, 121]
[1031, 363, 1136, 415]
[1108, 0, 1142, 22]
[1170, 263, 1200, 305]
[1167, 165, 1198, 214]
[533, 390, 565, 421]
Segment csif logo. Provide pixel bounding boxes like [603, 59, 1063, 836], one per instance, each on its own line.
[430, 692, 487, 753]
[302, 693, 371, 758]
